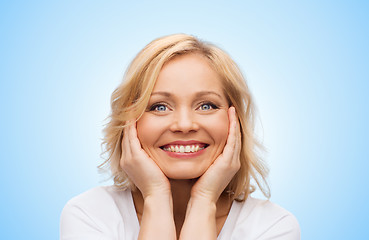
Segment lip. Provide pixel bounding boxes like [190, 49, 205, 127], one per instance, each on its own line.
[162, 140, 208, 146]
[160, 140, 209, 159]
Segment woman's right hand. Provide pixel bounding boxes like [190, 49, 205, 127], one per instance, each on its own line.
[122, 121, 176, 239]
[120, 121, 171, 199]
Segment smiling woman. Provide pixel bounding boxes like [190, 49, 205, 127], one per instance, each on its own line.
[60, 34, 300, 240]
[137, 54, 229, 180]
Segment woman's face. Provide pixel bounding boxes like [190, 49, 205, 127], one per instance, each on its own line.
[137, 54, 230, 179]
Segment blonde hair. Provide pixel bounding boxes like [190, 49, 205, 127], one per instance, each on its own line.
[100, 33, 270, 201]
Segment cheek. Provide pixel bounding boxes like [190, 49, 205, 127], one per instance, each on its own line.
[136, 115, 153, 147]
[203, 111, 229, 144]
[218, 114, 230, 144]
[136, 114, 167, 148]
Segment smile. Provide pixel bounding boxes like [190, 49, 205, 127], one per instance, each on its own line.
[159, 141, 209, 158]
[161, 144, 207, 153]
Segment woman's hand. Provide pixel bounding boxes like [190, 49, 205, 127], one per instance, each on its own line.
[121, 121, 176, 240]
[120, 121, 171, 199]
[179, 107, 241, 239]
[190, 106, 241, 203]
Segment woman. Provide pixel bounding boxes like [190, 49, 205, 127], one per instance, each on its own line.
[60, 34, 300, 240]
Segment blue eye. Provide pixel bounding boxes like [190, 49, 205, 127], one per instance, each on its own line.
[156, 105, 167, 111]
[200, 104, 211, 110]
[150, 104, 168, 112]
[199, 102, 218, 111]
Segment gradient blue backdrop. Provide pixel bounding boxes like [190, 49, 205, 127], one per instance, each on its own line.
[1, 1, 368, 239]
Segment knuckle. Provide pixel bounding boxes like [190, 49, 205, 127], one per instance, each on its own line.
[119, 157, 127, 168]
[231, 160, 241, 171]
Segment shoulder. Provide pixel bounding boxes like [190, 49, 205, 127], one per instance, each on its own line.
[61, 185, 132, 222]
[232, 197, 300, 239]
[64, 185, 127, 209]
[60, 186, 134, 240]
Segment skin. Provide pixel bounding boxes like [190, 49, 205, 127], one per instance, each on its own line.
[120, 54, 241, 239]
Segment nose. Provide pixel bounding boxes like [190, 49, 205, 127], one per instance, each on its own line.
[169, 108, 199, 133]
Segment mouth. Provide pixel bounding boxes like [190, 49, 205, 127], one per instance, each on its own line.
[160, 141, 209, 155]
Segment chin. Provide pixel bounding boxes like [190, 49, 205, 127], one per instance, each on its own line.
[164, 167, 206, 180]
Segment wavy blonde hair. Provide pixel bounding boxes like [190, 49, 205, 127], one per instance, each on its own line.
[100, 34, 270, 201]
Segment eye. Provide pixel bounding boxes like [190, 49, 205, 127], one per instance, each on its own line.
[155, 105, 167, 111]
[198, 102, 219, 111]
[149, 103, 168, 112]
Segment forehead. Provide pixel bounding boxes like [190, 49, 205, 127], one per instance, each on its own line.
[153, 54, 224, 96]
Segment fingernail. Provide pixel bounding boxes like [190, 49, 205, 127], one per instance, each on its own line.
[231, 106, 236, 115]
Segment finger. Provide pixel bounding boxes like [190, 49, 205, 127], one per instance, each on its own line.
[232, 109, 242, 162]
[128, 120, 139, 147]
[225, 107, 241, 171]
[232, 111, 241, 156]
[222, 107, 238, 158]
[121, 122, 133, 163]
[127, 120, 148, 158]
[122, 122, 129, 147]
[231, 106, 240, 136]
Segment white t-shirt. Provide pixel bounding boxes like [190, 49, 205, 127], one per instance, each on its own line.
[60, 186, 300, 240]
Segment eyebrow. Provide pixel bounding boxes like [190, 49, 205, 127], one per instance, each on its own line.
[195, 91, 223, 99]
[151, 91, 223, 99]
[151, 91, 171, 97]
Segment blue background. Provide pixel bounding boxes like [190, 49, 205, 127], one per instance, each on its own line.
[1, 1, 368, 239]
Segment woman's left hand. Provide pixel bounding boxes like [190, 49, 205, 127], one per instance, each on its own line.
[190, 106, 241, 203]
[179, 107, 241, 239]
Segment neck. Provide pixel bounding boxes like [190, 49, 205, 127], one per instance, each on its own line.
[131, 179, 232, 236]
[170, 178, 196, 216]
[131, 179, 197, 218]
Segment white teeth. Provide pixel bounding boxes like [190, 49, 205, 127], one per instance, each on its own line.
[179, 146, 185, 153]
[163, 144, 206, 153]
[185, 146, 191, 152]
[190, 145, 195, 152]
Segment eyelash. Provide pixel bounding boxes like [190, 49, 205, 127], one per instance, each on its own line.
[198, 102, 219, 111]
[148, 102, 219, 112]
[149, 103, 169, 112]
